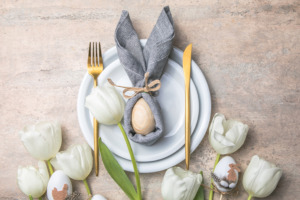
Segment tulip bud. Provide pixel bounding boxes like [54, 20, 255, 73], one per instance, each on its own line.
[17, 161, 49, 198]
[243, 155, 282, 198]
[85, 83, 125, 125]
[209, 113, 248, 155]
[19, 121, 62, 161]
[50, 143, 93, 180]
[161, 167, 202, 200]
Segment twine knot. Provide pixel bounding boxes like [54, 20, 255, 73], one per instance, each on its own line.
[108, 72, 161, 99]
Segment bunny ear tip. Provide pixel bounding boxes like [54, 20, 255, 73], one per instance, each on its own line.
[121, 10, 129, 15]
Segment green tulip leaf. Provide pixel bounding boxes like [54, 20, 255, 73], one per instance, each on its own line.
[99, 138, 138, 200]
[194, 171, 205, 200]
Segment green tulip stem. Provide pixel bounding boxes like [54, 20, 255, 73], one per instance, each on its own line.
[83, 179, 92, 196]
[118, 122, 142, 200]
[28, 195, 33, 200]
[209, 153, 221, 200]
[47, 160, 54, 176]
[247, 195, 253, 200]
[39, 198, 42, 200]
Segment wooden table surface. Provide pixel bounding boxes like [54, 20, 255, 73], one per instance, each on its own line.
[1, 0, 299, 199]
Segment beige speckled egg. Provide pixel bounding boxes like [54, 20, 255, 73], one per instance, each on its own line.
[132, 98, 155, 135]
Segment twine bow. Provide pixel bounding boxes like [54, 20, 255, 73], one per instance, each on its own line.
[108, 72, 161, 99]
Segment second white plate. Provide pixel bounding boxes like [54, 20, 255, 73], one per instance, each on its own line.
[92, 58, 199, 162]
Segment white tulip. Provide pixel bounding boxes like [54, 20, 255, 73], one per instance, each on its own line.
[50, 143, 93, 180]
[243, 155, 282, 198]
[161, 167, 202, 200]
[19, 121, 62, 161]
[85, 83, 125, 125]
[209, 113, 249, 155]
[17, 161, 49, 198]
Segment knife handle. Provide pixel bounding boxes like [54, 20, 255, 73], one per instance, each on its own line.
[185, 81, 190, 170]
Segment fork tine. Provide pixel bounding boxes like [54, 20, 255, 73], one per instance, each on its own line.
[92, 42, 95, 67]
[88, 42, 91, 67]
[99, 42, 103, 66]
[95, 42, 99, 66]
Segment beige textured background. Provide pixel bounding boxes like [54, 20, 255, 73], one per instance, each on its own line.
[0, 0, 299, 199]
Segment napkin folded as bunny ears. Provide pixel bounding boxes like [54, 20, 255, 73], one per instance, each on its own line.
[114, 6, 175, 145]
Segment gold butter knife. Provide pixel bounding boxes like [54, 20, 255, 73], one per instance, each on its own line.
[183, 44, 192, 170]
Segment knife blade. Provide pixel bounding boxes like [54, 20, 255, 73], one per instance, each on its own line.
[183, 44, 192, 170]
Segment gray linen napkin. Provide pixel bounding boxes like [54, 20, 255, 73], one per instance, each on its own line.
[115, 6, 174, 145]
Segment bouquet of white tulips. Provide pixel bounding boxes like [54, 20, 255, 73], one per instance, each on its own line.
[18, 122, 61, 199]
[18, 121, 107, 199]
[16, 82, 283, 200]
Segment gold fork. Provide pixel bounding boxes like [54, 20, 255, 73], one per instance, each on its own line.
[87, 42, 103, 176]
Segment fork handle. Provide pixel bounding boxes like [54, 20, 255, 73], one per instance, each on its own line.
[93, 117, 99, 176]
[93, 79, 99, 176]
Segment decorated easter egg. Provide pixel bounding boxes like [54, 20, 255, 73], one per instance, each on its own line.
[212, 156, 240, 193]
[91, 194, 107, 200]
[132, 98, 155, 135]
[47, 170, 72, 200]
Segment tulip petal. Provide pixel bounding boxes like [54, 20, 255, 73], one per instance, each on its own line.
[214, 132, 235, 147]
[243, 155, 260, 194]
[252, 167, 282, 197]
[212, 114, 225, 135]
[225, 120, 248, 146]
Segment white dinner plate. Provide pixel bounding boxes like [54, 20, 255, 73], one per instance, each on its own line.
[93, 58, 199, 162]
[77, 40, 211, 172]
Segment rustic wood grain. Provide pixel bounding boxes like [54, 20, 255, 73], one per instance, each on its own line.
[0, 0, 299, 199]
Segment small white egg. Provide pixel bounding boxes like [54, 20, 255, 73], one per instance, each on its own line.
[47, 170, 72, 200]
[220, 180, 229, 188]
[229, 182, 237, 189]
[92, 194, 107, 200]
[213, 156, 239, 193]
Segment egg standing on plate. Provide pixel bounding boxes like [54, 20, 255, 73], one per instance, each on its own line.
[47, 170, 72, 200]
[212, 156, 240, 193]
[132, 98, 155, 135]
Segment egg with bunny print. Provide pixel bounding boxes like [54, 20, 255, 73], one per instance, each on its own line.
[211, 156, 240, 193]
[47, 170, 72, 200]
